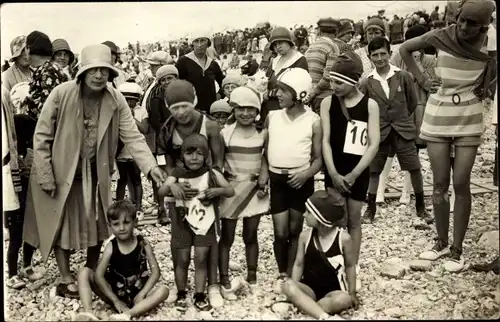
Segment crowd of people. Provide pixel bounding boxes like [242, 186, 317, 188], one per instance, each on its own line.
[2, 0, 498, 320]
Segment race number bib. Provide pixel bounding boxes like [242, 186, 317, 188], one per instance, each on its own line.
[185, 197, 215, 236]
[343, 120, 368, 156]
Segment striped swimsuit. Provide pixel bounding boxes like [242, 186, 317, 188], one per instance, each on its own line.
[219, 124, 269, 219]
[420, 49, 486, 138]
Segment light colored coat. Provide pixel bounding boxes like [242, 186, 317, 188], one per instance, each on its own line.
[23, 80, 157, 262]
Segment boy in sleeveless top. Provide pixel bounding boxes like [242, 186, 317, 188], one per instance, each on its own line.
[75, 200, 169, 321]
[264, 67, 323, 293]
[283, 190, 359, 319]
[158, 134, 234, 312]
[359, 37, 432, 225]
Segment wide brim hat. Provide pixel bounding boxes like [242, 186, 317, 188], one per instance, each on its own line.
[9, 36, 27, 62]
[338, 21, 355, 38]
[75, 44, 120, 79]
[145, 51, 173, 66]
[269, 26, 294, 53]
[51, 38, 75, 65]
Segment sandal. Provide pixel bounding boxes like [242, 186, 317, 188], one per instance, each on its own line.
[56, 282, 79, 299]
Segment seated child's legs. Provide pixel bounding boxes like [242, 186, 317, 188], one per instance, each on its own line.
[317, 291, 353, 314]
[126, 285, 169, 318]
[283, 279, 327, 319]
[287, 209, 305, 276]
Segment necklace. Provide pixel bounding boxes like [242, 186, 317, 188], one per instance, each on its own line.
[83, 99, 101, 126]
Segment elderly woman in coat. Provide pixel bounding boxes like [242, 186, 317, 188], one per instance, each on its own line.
[23, 44, 167, 298]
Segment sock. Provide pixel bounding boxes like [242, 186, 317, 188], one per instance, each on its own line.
[415, 192, 425, 211]
[177, 290, 187, 298]
[366, 193, 376, 216]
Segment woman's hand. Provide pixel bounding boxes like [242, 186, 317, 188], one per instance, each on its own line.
[150, 166, 167, 185]
[40, 182, 56, 198]
[422, 79, 441, 94]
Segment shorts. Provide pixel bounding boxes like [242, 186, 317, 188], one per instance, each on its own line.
[419, 134, 482, 147]
[170, 206, 217, 249]
[324, 170, 369, 202]
[370, 131, 421, 173]
[269, 171, 315, 214]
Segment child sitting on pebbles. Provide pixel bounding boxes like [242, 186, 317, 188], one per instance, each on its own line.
[283, 190, 359, 320]
[73, 200, 169, 321]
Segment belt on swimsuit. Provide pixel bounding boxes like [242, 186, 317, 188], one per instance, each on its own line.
[223, 172, 258, 181]
[269, 163, 309, 175]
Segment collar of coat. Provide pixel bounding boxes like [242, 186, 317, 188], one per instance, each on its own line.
[367, 64, 401, 82]
[271, 49, 304, 75]
[185, 51, 214, 72]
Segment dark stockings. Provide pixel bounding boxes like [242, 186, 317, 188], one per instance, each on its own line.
[272, 209, 305, 276]
[116, 161, 143, 211]
[219, 216, 261, 287]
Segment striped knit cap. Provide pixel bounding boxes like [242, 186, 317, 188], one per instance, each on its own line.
[305, 190, 345, 228]
[329, 52, 363, 86]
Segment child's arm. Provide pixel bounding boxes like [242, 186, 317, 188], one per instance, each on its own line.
[134, 238, 160, 300]
[158, 176, 178, 199]
[94, 243, 128, 311]
[257, 129, 269, 188]
[290, 230, 308, 282]
[203, 169, 235, 200]
[135, 118, 149, 135]
[341, 229, 360, 309]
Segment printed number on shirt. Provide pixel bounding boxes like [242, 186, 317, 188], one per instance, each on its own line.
[343, 120, 368, 156]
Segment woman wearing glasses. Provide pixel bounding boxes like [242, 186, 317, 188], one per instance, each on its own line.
[23, 44, 166, 298]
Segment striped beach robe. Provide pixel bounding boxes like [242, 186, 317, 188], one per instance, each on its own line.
[219, 123, 269, 219]
[419, 26, 492, 138]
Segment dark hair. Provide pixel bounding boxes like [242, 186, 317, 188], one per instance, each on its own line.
[106, 199, 136, 222]
[368, 36, 391, 55]
[27, 31, 52, 57]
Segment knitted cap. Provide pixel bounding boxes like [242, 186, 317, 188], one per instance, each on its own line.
[364, 17, 385, 34]
[229, 86, 261, 111]
[338, 21, 355, 38]
[210, 99, 232, 114]
[458, 0, 496, 25]
[276, 68, 312, 102]
[405, 24, 428, 40]
[222, 73, 242, 88]
[26, 31, 52, 57]
[329, 52, 363, 86]
[305, 190, 345, 228]
[52, 38, 75, 65]
[181, 133, 209, 159]
[118, 82, 143, 99]
[156, 64, 179, 80]
[165, 80, 197, 109]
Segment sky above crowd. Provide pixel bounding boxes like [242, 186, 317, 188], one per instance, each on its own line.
[1, 1, 447, 59]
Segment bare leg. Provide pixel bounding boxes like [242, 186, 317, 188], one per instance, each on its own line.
[54, 246, 74, 284]
[272, 211, 290, 275]
[377, 157, 393, 203]
[287, 209, 304, 276]
[283, 279, 326, 319]
[347, 199, 363, 264]
[127, 286, 169, 317]
[77, 267, 96, 313]
[317, 291, 353, 314]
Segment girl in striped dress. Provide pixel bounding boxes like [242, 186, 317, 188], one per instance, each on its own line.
[218, 86, 270, 299]
[399, 0, 496, 273]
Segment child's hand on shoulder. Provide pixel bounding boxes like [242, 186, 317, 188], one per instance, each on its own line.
[169, 183, 186, 200]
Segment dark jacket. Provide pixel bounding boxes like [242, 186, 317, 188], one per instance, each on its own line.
[176, 51, 225, 113]
[360, 67, 417, 141]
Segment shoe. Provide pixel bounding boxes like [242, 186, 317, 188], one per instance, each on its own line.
[273, 274, 288, 294]
[416, 208, 434, 224]
[443, 246, 465, 273]
[20, 265, 45, 281]
[6, 275, 26, 290]
[419, 240, 450, 261]
[207, 284, 224, 308]
[56, 282, 80, 299]
[174, 292, 188, 312]
[109, 313, 131, 321]
[220, 277, 244, 301]
[194, 293, 212, 311]
[73, 312, 100, 321]
[470, 256, 500, 275]
[361, 208, 375, 224]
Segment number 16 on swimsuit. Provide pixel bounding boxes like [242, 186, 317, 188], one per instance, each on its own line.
[343, 120, 368, 156]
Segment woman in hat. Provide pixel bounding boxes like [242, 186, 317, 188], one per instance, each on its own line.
[335, 21, 355, 54]
[2, 36, 32, 93]
[399, 0, 496, 273]
[260, 26, 308, 125]
[23, 44, 167, 298]
[51, 38, 75, 79]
